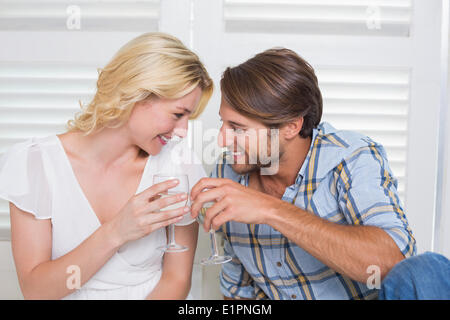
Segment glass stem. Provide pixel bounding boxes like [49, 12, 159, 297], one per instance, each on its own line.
[168, 224, 176, 246]
[209, 230, 219, 257]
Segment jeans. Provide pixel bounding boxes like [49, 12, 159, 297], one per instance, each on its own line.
[379, 252, 450, 300]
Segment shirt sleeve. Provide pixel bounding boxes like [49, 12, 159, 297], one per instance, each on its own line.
[335, 144, 416, 257]
[0, 138, 52, 220]
[219, 229, 256, 299]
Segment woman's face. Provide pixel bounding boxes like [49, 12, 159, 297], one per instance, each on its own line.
[126, 86, 202, 156]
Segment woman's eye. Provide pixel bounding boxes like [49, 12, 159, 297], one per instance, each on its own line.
[174, 113, 184, 119]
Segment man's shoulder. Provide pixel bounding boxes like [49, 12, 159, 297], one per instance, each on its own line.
[316, 122, 376, 149]
[312, 122, 388, 177]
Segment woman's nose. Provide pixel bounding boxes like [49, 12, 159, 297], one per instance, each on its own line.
[173, 119, 189, 138]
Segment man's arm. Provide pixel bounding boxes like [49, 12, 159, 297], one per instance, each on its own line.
[191, 153, 415, 284]
[266, 201, 404, 282]
[192, 180, 404, 284]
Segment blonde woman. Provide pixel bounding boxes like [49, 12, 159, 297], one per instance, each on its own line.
[0, 33, 213, 299]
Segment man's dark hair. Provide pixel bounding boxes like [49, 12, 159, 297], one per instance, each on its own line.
[220, 48, 323, 138]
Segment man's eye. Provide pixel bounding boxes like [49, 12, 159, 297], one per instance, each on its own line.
[233, 127, 245, 134]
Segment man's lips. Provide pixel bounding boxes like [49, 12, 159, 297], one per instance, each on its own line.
[225, 149, 245, 162]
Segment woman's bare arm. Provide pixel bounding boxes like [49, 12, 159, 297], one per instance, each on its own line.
[146, 222, 198, 299]
[10, 179, 189, 299]
[10, 203, 121, 299]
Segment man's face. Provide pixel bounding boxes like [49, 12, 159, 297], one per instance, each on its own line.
[217, 97, 283, 175]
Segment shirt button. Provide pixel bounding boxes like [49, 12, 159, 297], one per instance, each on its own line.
[276, 262, 282, 267]
[291, 294, 297, 299]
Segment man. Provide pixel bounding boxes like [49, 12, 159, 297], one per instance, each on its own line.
[190, 48, 416, 300]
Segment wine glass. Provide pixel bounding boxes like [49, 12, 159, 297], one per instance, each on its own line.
[197, 195, 232, 265]
[153, 174, 189, 253]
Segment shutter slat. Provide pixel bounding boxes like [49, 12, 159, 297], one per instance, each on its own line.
[224, 0, 412, 36]
[0, 106, 78, 124]
[323, 99, 408, 116]
[0, 93, 93, 108]
[0, 0, 160, 31]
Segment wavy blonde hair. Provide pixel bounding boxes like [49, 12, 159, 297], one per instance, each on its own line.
[67, 32, 213, 135]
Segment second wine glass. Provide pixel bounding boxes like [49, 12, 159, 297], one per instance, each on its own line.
[197, 199, 232, 265]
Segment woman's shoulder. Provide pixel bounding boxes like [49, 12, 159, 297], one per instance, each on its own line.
[1, 135, 59, 162]
[0, 135, 58, 219]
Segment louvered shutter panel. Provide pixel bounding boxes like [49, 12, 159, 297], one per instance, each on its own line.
[192, 0, 442, 253]
[0, 0, 162, 238]
[224, 0, 412, 36]
[317, 67, 410, 200]
[0, 0, 160, 31]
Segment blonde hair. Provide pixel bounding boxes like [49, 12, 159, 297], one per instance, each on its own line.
[67, 32, 213, 135]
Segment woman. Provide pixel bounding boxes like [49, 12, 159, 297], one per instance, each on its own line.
[0, 32, 213, 299]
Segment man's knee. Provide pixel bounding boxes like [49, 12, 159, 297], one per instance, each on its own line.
[379, 252, 450, 300]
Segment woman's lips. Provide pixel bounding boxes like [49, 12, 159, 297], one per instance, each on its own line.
[157, 135, 170, 145]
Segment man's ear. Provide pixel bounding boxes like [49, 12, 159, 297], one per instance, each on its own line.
[282, 117, 304, 140]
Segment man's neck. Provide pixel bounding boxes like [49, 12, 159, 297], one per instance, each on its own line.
[260, 135, 312, 188]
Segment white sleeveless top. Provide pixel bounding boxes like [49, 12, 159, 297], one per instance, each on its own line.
[0, 135, 206, 299]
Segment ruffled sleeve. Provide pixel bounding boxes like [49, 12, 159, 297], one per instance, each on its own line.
[0, 138, 52, 219]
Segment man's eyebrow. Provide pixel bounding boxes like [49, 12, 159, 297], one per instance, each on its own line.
[229, 120, 247, 128]
[219, 111, 247, 127]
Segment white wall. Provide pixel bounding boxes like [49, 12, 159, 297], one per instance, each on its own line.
[435, 2, 450, 257]
[0, 241, 23, 299]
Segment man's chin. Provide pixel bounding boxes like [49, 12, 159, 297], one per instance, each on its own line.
[230, 163, 259, 175]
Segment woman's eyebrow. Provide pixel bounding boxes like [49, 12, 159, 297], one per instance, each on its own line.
[176, 106, 192, 114]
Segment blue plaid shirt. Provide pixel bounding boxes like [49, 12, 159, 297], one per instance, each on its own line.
[211, 122, 416, 300]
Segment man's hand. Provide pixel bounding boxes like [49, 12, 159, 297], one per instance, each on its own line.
[190, 177, 281, 232]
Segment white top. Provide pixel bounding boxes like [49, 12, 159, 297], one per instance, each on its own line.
[0, 135, 207, 299]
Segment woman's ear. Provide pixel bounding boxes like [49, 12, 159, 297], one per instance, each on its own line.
[282, 117, 304, 140]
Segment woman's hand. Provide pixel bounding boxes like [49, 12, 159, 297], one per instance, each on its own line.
[107, 178, 190, 246]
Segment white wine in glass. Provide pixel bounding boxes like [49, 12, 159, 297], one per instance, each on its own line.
[153, 174, 189, 253]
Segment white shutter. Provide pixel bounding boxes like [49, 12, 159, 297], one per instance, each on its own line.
[0, 62, 97, 238]
[224, 0, 412, 36]
[0, 0, 160, 31]
[0, 62, 97, 153]
[318, 66, 410, 201]
[192, 0, 443, 253]
[0, 0, 163, 239]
